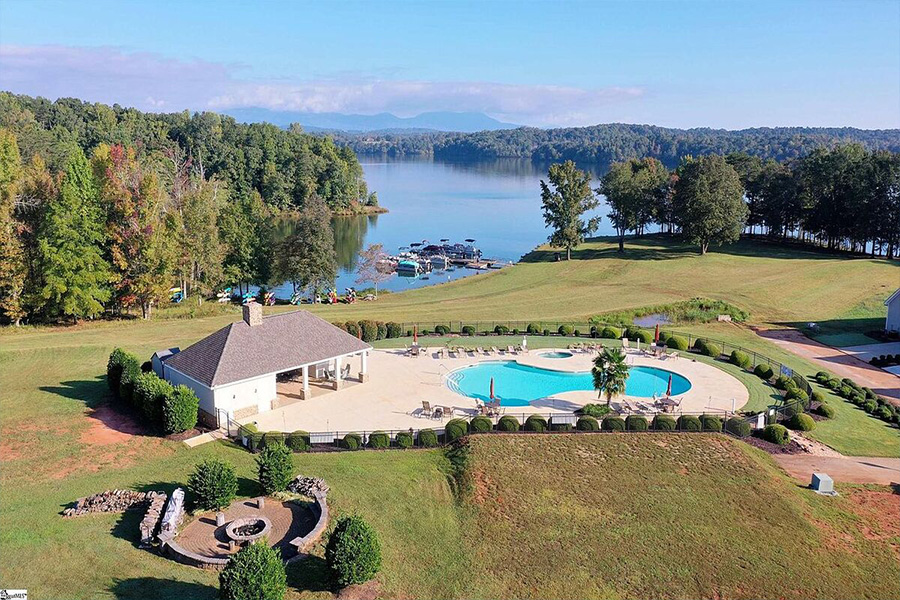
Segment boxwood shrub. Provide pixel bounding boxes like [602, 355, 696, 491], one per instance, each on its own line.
[784, 387, 810, 409]
[342, 433, 363, 450]
[106, 348, 135, 394]
[601, 416, 626, 431]
[118, 357, 143, 406]
[729, 350, 752, 369]
[600, 326, 621, 339]
[542, 328, 550, 336]
[773, 375, 793, 390]
[700, 414, 722, 432]
[461, 325, 475, 336]
[787, 413, 816, 431]
[134, 371, 171, 426]
[386, 322, 402, 338]
[395, 431, 414, 448]
[579, 403, 611, 418]
[524, 415, 548, 432]
[162, 384, 199, 434]
[761, 424, 790, 445]
[695, 340, 721, 358]
[558, 324, 574, 336]
[220, 541, 287, 600]
[256, 440, 294, 494]
[815, 404, 836, 419]
[344, 321, 360, 338]
[875, 406, 894, 421]
[725, 417, 751, 437]
[418, 428, 438, 447]
[550, 419, 574, 431]
[576, 416, 600, 431]
[667, 335, 689, 351]
[634, 329, 653, 344]
[188, 458, 238, 510]
[434, 324, 450, 335]
[652, 414, 676, 431]
[676, 415, 702, 432]
[469, 416, 493, 433]
[526, 323, 541, 334]
[444, 418, 469, 442]
[496, 415, 520, 431]
[810, 390, 826, 405]
[625, 415, 648, 431]
[861, 400, 877, 413]
[358, 320, 378, 342]
[286, 430, 311, 452]
[494, 325, 509, 335]
[754, 364, 774, 380]
[375, 321, 387, 340]
[368, 431, 390, 449]
[325, 515, 382, 586]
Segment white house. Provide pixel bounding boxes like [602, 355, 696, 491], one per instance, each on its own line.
[158, 304, 371, 427]
[886, 288, 900, 333]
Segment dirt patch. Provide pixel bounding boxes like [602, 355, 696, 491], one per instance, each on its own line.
[336, 580, 381, 600]
[743, 436, 807, 455]
[846, 489, 900, 547]
[773, 455, 900, 486]
[80, 404, 144, 446]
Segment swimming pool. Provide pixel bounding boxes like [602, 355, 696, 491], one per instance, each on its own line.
[447, 361, 692, 407]
[537, 350, 574, 359]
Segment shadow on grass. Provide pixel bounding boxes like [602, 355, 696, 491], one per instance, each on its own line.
[40, 376, 108, 408]
[287, 554, 334, 594]
[110, 577, 217, 600]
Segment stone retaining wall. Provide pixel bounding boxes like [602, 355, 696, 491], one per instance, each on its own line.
[62, 490, 163, 517]
[287, 491, 329, 562]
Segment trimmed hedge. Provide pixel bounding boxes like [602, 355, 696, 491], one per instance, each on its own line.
[526, 323, 541, 334]
[134, 371, 170, 426]
[753, 364, 774, 380]
[344, 321, 360, 338]
[625, 415, 648, 431]
[633, 329, 653, 344]
[787, 413, 816, 431]
[445, 418, 469, 442]
[386, 322, 402, 338]
[576, 416, 600, 431]
[694, 339, 721, 358]
[761, 424, 790, 445]
[434, 324, 450, 335]
[286, 430, 311, 452]
[667, 335, 689, 351]
[368, 431, 390, 449]
[602, 416, 626, 431]
[652, 414, 676, 431]
[395, 431, 414, 448]
[725, 417, 751, 437]
[773, 375, 793, 390]
[256, 440, 294, 494]
[524, 415, 549, 432]
[497, 415, 520, 432]
[784, 387, 810, 409]
[461, 325, 475, 336]
[342, 433, 363, 450]
[700, 414, 722, 432]
[418, 429, 438, 447]
[815, 404, 836, 419]
[375, 322, 387, 340]
[558, 324, 574, 336]
[469, 416, 493, 433]
[550, 418, 574, 432]
[810, 390, 826, 405]
[359, 320, 378, 342]
[676, 415, 702, 432]
[106, 348, 134, 393]
[494, 325, 509, 335]
[162, 384, 199, 434]
[730, 350, 752, 370]
[600, 326, 621, 339]
[118, 356, 143, 406]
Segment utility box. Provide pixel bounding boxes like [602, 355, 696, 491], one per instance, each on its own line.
[811, 472, 836, 495]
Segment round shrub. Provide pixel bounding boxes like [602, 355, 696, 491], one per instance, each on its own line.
[542, 328, 550, 336]
[700, 341, 721, 358]
[342, 433, 363, 450]
[730, 350, 752, 370]
[815, 370, 830, 380]
[863, 387, 877, 400]
[773, 375, 793, 390]
[524, 415, 549, 432]
[676, 415, 702, 432]
[162, 384, 199, 434]
[700, 414, 722, 432]
[188, 458, 238, 510]
[589, 325, 599, 338]
[667, 335, 689, 351]
[395, 431, 413, 449]
[573, 329, 581, 338]
[344, 321, 360, 338]
[256, 440, 294, 494]
[106, 348, 134, 394]
[512, 328, 520, 335]
[862, 400, 877, 413]
[491, 325, 508, 335]
[602, 416, 626, 431]
[418, 429, 438, 447]
[579, 403, 611, 418]
[368, 431, 390, 449]
[497, 415, 520, 432]
[761, 424, 790, 445]
[551, 418, 574, 431]
[600, 326, 621, 339]
[725, 417, 751, 437]
[219, 541, 287, 600]
[445, 418, 469, 442]
[625, 415, 648, 431]
[526, 323, 541, 334]
[633, 329, 653, 344]
[375, 321, 387, 340]
[825, 378, 842, 392]
[787, 413, 816, 431]
[259, 432, 283, 452]
[652, 414, 676, 431]
[810, 390, 826, 405]
[469, 416, 493, 433]
[434, 324, 450, 335]
[754, 364, 774, 380]
[784, 387, 810, 409]
[461, 325, 475, 336]
[875, 406, 894, 421]
[815, 404, 836, 419]
[359, 320, 378, 342]
[286, 430, 310, 452]
[839, 385, 854, 399]
[558, 324, 574, 336]
[851, 393, 866, 406]
[576, 416, 600, 431]
[386, 322, 402, 338]
[326, 515, 382, 586]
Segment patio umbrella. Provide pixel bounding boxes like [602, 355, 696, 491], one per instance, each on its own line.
[413, 325, 418, 345]
[655, 323, 660, 343]
[490, 377, 495, 400]
[666, 374, 673, 397]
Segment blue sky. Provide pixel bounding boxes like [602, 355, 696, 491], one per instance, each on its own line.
[0, 0, 898, 128]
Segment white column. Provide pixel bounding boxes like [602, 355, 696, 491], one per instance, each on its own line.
[301, 365, 310, 399]
[359, 351, 369, 382]
[333, 356, 342, 390]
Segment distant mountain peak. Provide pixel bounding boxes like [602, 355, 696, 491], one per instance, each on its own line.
[224, 107, 519, 133]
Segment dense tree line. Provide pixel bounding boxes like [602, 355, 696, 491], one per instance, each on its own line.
[0, 93, 363, 325]
[593, 146, 900, 257]
[331, 123, 900, 165]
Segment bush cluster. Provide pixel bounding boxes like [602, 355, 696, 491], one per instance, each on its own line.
[667, 335, 689, 351]
[386, 322, 402, 338]
[434, 324, 450, 335]
[445, 418, 469, 441]
[576, 416, 600, 431]
[469, 416, 493, 433]
[700, 414, 722, 431]
[359, 320, 378, 342]
[579, 403, 611, 418]
[601, 416, 626, 431]
[677, 415, 702, 432]
[286, 430, 310, 452]
[693, 339, 721, 358]
[600, 326, 621, 339]
[418, 429, 438, 447]
[725, 417, 751, 437]
[526, 323, 541, 334]
[461, 325, 476, 336]
[625, 415, 648, 431]
[326, 515, 382, 586]
[395, 431, 414, 448]
[342, 433, 363, 450]
[558, 324, 574, 336]
[494, 325, 509, 335]
[163, 385, 200, 435]
[815, 403, 836, 419]
[219, 541, 287, 600]
[652, 414, 676, 431]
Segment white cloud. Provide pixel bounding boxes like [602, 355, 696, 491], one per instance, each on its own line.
[0, 44, 645, 126]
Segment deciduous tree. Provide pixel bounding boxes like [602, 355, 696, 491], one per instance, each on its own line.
[673, 155, 748, 254]
[540, 160, 600, 260]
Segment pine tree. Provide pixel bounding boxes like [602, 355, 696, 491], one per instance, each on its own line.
[36, 146, 111, 322]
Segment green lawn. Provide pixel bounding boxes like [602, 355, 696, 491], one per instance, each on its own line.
[460, 434, 900, 600]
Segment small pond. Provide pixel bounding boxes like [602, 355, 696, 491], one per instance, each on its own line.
[633, 313, 673, 328]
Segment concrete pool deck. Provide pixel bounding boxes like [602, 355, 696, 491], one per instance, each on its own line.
[242, 347, 750, 433]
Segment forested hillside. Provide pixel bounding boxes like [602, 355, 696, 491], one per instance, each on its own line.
[332, 123, 900, 165]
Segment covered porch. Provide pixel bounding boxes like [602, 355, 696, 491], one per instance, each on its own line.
[273, 349, 370, 409]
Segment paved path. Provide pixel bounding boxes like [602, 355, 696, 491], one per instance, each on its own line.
[773, 455, 900, 486]
[755, 328, 900, 403]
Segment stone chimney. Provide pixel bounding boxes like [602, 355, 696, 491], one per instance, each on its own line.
[242, 302, 263, 327]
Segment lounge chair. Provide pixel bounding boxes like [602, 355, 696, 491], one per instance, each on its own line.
[668, 351, 679, 360]
[506, 345, 516, 354]
[440, 405, 455, 418]
[515, 344, 524, 353]
[449, 348, 459, 358]
[476, 347, 485, 355]
[432, 406, 445, 419]
[418, 347, 428, 357]
[621, 338, 630, 352]
[490, 346, 500, 355]
[421, 401, 433, 418]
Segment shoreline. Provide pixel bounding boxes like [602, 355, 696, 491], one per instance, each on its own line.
[332, 205, 389, 217]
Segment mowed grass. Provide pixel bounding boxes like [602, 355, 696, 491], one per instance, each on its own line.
[301, 236, 898, 325]
[460, 434, 900, 600]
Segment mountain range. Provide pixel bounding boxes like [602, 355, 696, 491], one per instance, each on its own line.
[224, 108, 519, 133]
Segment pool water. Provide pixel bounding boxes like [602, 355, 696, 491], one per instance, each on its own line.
[447, 361, 692, 407]
[538, 351, 574, 359]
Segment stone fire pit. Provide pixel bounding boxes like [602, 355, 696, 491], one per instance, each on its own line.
[225, 516, 272, 545]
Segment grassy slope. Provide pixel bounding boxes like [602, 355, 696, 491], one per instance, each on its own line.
[461, 434, 900, 600]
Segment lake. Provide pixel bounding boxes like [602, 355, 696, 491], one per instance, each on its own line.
[272, 157, 611, 297]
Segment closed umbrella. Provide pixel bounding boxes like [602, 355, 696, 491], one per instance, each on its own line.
[666, 374, 673, 397]
[413, 325, 418, 345]
[490, 377, 495, 400]
[655, 324, 660, 344]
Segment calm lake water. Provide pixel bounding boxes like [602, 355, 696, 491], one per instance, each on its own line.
[272, 157, 611, 296]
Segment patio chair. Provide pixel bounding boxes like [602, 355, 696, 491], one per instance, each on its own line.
[476, 347, 485, 355]
[490, 346, 500, 355]
[432, 406, 444, 419]
[507, 345, 517, 354]
[421, 401, 433, 418]
[440, 405, 455, 418]
[341, 364, 351, 379]
[419, 347, 428, 357]
[621, 338, 630, 351]
[449, 348, 459, 358]
[668, 351, 679, 360]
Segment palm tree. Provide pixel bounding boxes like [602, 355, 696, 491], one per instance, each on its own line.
[592, 347, 630, 406]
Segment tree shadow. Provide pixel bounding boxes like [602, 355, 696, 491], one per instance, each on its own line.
[109, 577, 217, 600]
[286, 554, 334, 594]
[39, 376, 108, 408]
[777, 318, 886, 343]
[520, 238, 699, 263]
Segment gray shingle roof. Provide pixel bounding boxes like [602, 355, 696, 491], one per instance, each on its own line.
[164, 310, 371, 387]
